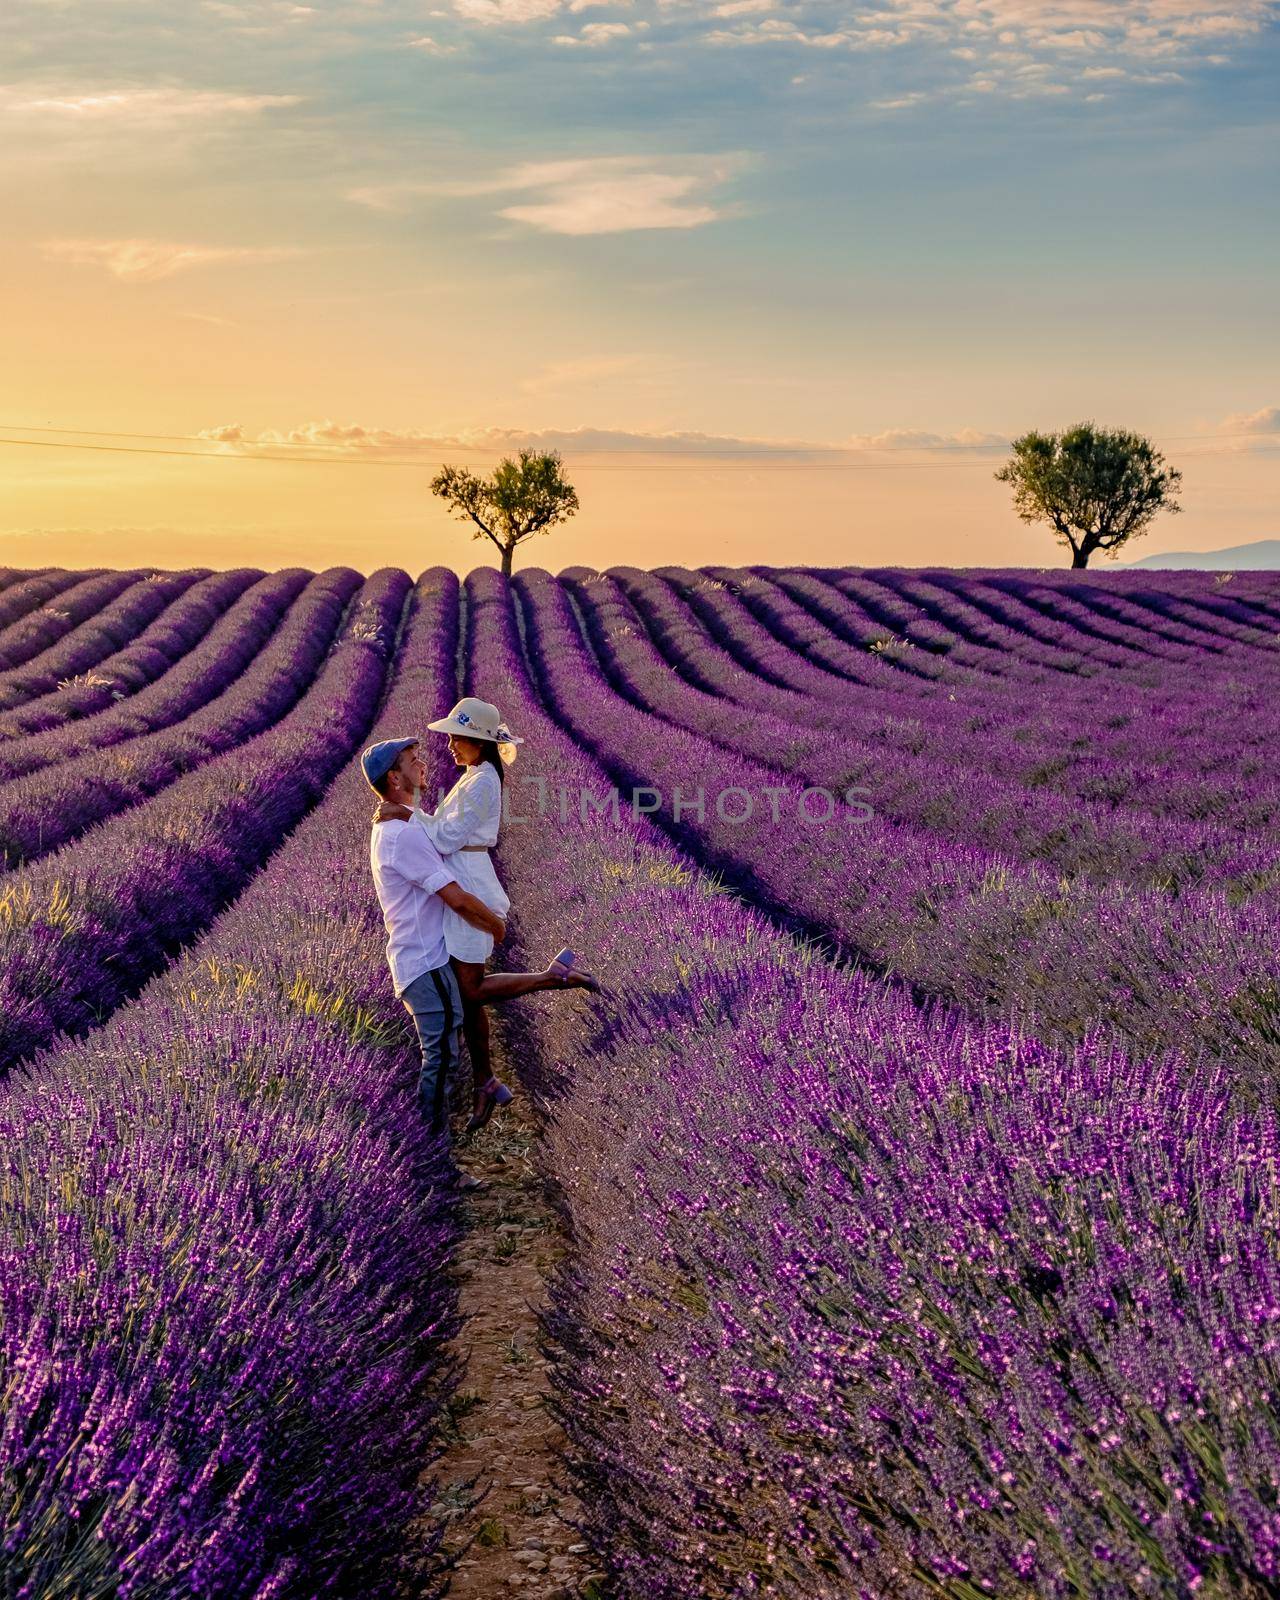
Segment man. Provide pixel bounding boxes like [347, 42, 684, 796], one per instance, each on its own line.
[364, 737, 507, 1140]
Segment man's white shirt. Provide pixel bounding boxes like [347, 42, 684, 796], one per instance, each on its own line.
[370, 819, 456, 996]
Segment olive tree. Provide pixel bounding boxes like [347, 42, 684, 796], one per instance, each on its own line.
[996, 423, 1182, 569]
[430, 449, 579, 576]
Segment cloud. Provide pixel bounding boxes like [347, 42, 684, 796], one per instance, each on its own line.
[0, 79, 305, 174]
[350, 154, 744, 234]
[1172, 9, 1263, 32]
[1216, 406, 1280, 450]
[706, 18, 914, 47]
[198, 0, 320, 28]
[694, 0, 1277, 101]
[448, 0, 562, 23]
[1016, 0, 1273, 59]
[1042, 28, 1108, 48]
[0, 83, 301, 127]
[841, 427, 1009, 451]
[498, 159, 737, 233]
[870, 90, 930, 108]
[192, 418, 1014, 461]
[553, 19, 633, 41]
[404, 33, 460, 52]
[1224, 406, 1280, 433]
[345, 181, 435, 213]
[42, 238, 303, 281]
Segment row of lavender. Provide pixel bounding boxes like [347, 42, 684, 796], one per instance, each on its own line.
[0, 568, 108, 643]
[512, 569, 1279, 1074]
[0, 572, 200, 706]
[673, 566, 1280, 764]
[658, 567, 1280, 827]
[0, 570, 464, 1597]
[764, 566, 1280, 680]
[575, 568, 1280, 897]
[911, 567, 1280, 658]
[0, 570, 407, 1070]
[0, 571, 202, 695]
[470, 567, 1280, 1599]
[708, 566, 1280, 767]
[0, 568, 263, 739]
[819, 566, 1280, 792]
[955, 569, 1280, 657]
[0, 569, 309, 775]
[0, 568, 363, 868]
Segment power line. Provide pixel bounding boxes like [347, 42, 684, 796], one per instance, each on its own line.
[0, 421, 1023, 455]
[0, 420, 1276, 460]
[1, 423, 434, 454]
[0, 434, 992, 470]
[0, 435, 416, 467]
[0, 429, 1275, 472]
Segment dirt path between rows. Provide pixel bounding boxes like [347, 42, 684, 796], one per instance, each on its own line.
[429, 1066, 604, 1600]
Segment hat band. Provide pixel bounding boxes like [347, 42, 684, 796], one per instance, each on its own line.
[427, 708, 521, 744]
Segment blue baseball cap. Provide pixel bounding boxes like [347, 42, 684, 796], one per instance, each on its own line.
[361, 737, 418, 790]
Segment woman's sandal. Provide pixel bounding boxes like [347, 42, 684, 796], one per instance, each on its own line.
[464, 1076, 514, 1135]
[547, 946, 602, 994]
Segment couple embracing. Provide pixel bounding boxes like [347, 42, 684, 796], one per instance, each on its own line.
[364, 697, 598, 1146]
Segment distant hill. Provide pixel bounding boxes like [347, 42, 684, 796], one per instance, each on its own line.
[1126, 539, 1280, 570]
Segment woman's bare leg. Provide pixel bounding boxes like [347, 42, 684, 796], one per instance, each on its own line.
[452, 957, 596, 1085]
[452, 955, 599, 1132]
[458, 965, 592, 1006]
[452, 960, 495, 1089]
[464, 1005, 492, 1090]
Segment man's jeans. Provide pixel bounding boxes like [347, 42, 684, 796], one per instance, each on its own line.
[401, 963, 463, 1133]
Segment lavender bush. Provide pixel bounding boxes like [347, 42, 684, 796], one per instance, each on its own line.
[463, 565, 1280, 1599]
[665, 568, 1280, 830]
[0, 570, 204, 710]
[0, 569, 307, 780]
[514, 567, 1280, 1072]
[0, 569, 463, 1597]
[0, 569, 261, 739]
[590, 568, 1280, 895]
[0, 569, 103, 633]
[0, 570, 408, 1068]
[0, 571, 151, 671]
[0, 568, 362, 867]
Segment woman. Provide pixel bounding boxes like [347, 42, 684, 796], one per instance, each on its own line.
[376, 696, 598, 1133]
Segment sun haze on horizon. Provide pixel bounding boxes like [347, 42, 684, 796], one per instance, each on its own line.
[1, 0, 1277, 574]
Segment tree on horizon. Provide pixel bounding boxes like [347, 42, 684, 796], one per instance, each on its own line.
[996, 423, 1182, 568]
[430, 449, 580, 577]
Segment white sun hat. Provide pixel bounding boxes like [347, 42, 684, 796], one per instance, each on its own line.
[426, 696, 523, 746]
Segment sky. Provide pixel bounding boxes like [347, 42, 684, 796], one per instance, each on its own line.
[1, 0, 1277, 575]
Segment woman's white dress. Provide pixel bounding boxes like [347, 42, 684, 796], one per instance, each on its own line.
[412, 761, 510, 962]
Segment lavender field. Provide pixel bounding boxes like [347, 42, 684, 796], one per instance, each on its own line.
[3, 561, 1279, 1599]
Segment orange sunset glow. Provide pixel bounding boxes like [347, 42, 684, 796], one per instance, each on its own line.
[2, 0, 1277, 572]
